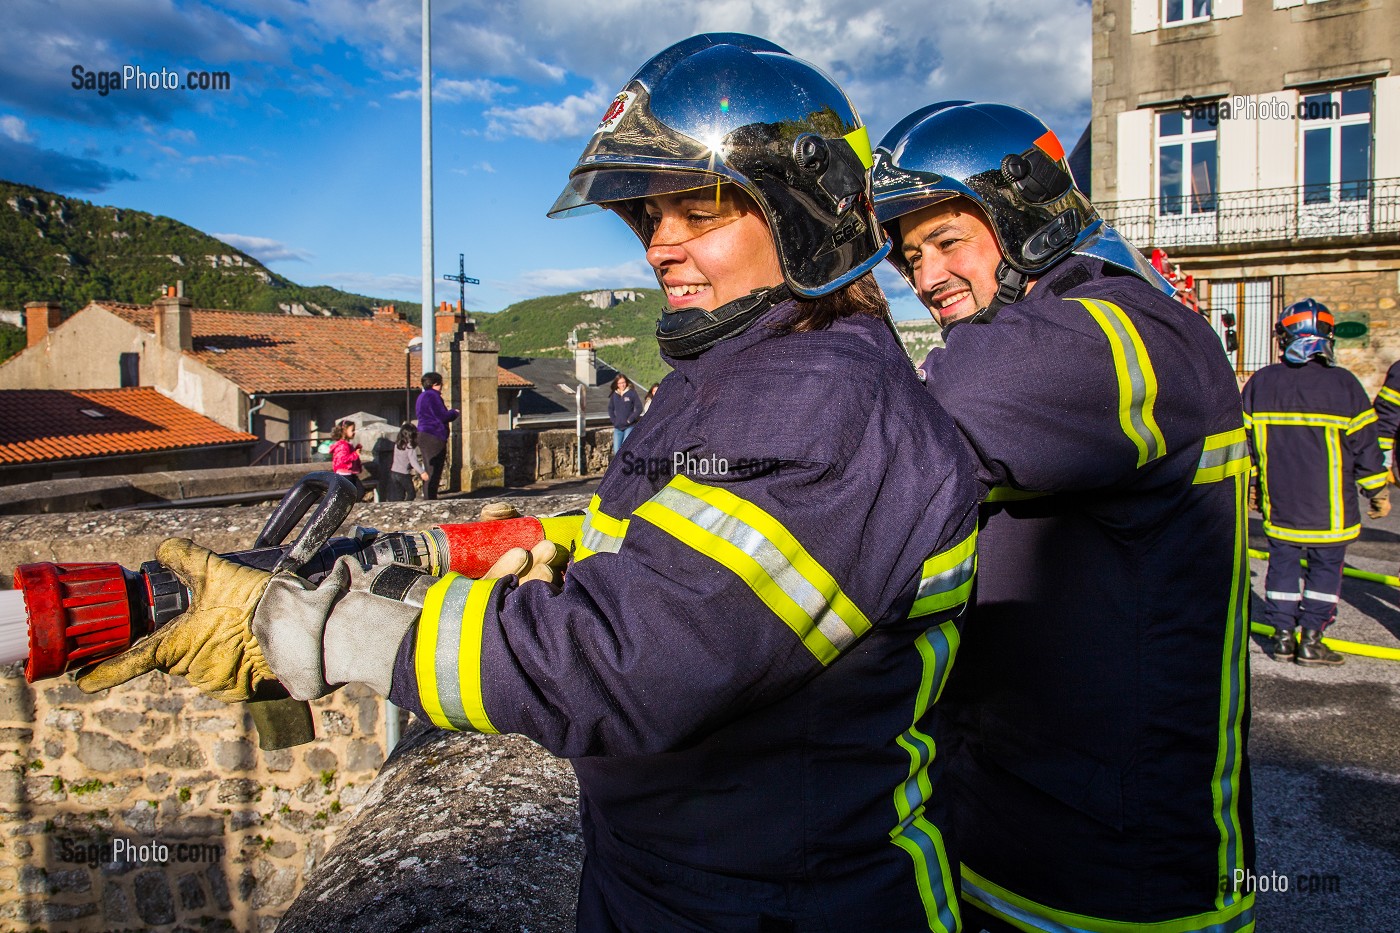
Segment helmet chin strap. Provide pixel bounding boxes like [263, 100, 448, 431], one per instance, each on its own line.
[655, 283, 793, 358]
[942, 261, 1030, 334]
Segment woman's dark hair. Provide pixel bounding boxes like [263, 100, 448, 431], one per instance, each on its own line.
[395, 423, 418, 450]
[647, 383, 660, 399]
[421, 371, 444, 390]
[775, 272, 890, 334]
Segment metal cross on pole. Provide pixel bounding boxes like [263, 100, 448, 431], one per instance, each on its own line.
[443, 253, 479, 312]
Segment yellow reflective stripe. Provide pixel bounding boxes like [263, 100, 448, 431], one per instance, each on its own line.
[1247, 411, 1350, 429]
[1381, 436, 1395, 451]
[844, 125, 873, 170]
[1359, 471, 1389, 491]
[1327, 427, 1343, 532]
[1255, 424, 1272, 520]
[985, 486, 1048, 503]
[577, 495, 628, 561]
[633, 474, 871, 665]
[1212, 472, 1249, 910]
[961, 864, 1255, 933]
[909, 527, 977, 618]
[1194, 427, 1250, 485]
[414, 573, 500, 734]
[1262, 521, 1361, 544]
[1074, 298, 1166, 468]
[1348, 408, 1377, 433]
[891, 622, 961, 933]
[1380, 385, 1400, 405]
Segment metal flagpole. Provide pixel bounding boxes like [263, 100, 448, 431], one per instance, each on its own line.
[420, 0, 435, 378]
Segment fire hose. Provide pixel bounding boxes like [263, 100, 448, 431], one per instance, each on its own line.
[5, 472, 582, 749]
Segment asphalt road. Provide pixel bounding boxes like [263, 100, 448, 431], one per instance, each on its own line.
[1247, 506, 1400, 931]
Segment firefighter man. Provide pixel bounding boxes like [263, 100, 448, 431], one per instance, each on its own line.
[80, 35, 984, 931]
[1369, 358, 1400, 463]
[871, 102, 1254, 933]
[1243, 298, 1389, 666]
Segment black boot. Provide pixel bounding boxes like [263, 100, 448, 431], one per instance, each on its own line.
[1295, 628, 1344, 666]
[1268, 628, 1296, 662]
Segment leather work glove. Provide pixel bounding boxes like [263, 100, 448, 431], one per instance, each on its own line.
[1248, 484, 1261, 514]
[78, 539, 277, 701]
[254, 536, 570, 702]
[1369, 489, 1391, 520]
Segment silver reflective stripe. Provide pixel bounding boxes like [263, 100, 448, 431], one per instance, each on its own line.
[917, 556, 974, 602]
[963, 874, 1255, 933]
[1084, 298, 1162, 464]
[1199, 440, 1248, 471]
[431, 575, 473, 729]
[580, 513, 624, 554]
[650, 484, 860, 652]
[1265, 590, 1302, 602]
[1302, 590, 1339, 604]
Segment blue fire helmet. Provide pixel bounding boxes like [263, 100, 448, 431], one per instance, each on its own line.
[1277, 298, 1336, 366]
[871, 101, 1170, 297]
[548, 33, 888, 298]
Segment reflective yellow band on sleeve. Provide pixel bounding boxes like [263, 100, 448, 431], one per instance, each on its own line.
[985, 486, 1048, 503]
[961, 864, 1255, 933]
[633, 474, 871, 666]
[415, 573, 501, 734]
[1073, 298, 1166, 468]
[1194, 427, 1251, 485]
[1380, 436, 1394, 451]
[909, 528, 977, 618]
[1379, 385, 1400, 405]
[1348, 408, 1378, 434]
[1359, 471, 1389, 492]
[576, 495, 628, 562]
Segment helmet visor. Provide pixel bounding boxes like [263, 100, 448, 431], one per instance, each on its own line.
[548, 167, 728, 218]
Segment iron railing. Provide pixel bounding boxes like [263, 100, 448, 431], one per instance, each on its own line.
[1095, 177, 1400, 249]
[249, 438, 326, 467]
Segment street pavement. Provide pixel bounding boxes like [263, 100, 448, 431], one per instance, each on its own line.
[1247, 506, 1400, 931]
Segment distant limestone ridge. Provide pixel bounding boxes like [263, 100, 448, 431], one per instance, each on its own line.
[0, 179, 417, 322]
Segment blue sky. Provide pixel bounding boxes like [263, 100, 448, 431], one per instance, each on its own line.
[0, 0, 1092, 322]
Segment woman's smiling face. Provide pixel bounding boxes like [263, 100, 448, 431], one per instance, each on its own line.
[643, 187, 783, 313]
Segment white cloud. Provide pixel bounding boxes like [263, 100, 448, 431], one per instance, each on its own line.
[510, 258, 657, 296]
[391, 77, 515, 103]
[213, 233, 313, 264]
[485, 89, 608, 142]
[0, 115, 33, 143]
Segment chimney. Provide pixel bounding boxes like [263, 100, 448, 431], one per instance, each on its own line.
[372, 304, 402, 321]
[575, 340, 597, 384]
[435, 300, 464, 339]
[153, 280, 192, 353]
[24, 301, 63, 348]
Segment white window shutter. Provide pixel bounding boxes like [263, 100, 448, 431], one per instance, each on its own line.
[1374, 76, 1400, 182]
[1117, 108, 1154, 201]
[1215, 0, 1244, 18]
[1258, 91, 1298, 190]
[1131, 0, 1159, 33]
[1218, 98, 1256, 193]
[1272, 0, 1303, 9]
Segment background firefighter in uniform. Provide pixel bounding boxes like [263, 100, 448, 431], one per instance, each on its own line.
[1370, 357, 1400, 466]
[872, 102, 1254, 933]
[1243, 298, 1389, 666]
[77, 35, 984, 933]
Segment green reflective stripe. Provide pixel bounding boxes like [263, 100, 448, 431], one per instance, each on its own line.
[1380, 385, 1400, 405]
[909, 528, 977, 618]
[961, 865, 1255, 933]
[633, 474, 871, 665]
[1348, 408, 1377, 433]
[891, 622, 961, 933]
[1262, 521, 1361, 544]
[1194, 427, 1250, 485]
[577, 495, 627, 561]
[415, 573, 501, 734]
[1248, 411, 1350, 429]
[985, 485, 1048, 503]
[1359, 471, 1389, 492]
[1075, 297, 1166, 468]
[1212, 472, 1249, 910]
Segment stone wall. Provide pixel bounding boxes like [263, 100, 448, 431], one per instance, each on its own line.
[1287, 270, 1400, 395]
[0, 493, 589, 931]
[499, 428, 613, 487]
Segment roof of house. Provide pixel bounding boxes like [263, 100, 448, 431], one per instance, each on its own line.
[0, 387, 257, 466]
[500, 355, 627, 425]
[94, 302, 525, 394]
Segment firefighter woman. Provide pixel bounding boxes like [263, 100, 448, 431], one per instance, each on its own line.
[871, 103, 1255, 933]
[80, 35, 982, 932]
[1244, 298, 1389, 666]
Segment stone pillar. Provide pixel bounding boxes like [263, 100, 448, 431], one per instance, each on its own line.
[436, 311, 504, 493]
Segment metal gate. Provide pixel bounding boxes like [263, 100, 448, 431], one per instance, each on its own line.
[1206, 277, 1282, 376]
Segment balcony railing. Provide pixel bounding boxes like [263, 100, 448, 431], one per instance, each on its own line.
[1095, 177, 1400, 250]
[250, 438, 326, 467]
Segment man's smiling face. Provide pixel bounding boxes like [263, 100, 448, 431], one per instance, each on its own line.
[897, 197, 1005, 326]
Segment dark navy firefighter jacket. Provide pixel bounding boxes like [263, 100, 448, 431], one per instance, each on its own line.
[1371, 359, 1400, 454]
[1243, 357, 1388, 545]
[921, 256, 1255, 933]
[390, 300, 983, 932]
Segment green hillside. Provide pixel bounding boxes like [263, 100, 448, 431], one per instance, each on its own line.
[476, 290, 672, 388]
[0, 179, 419, 326]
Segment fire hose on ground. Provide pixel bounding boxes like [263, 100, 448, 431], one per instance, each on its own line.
[0, 472, 582, 748]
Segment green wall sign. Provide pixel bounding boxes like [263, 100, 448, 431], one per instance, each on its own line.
[1334, 312, 1369, 347]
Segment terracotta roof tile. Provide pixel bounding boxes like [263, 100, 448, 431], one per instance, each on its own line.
[0, 387, 257, 466]
[496, 367, 533, 388]
[99, 302, 523, 394]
